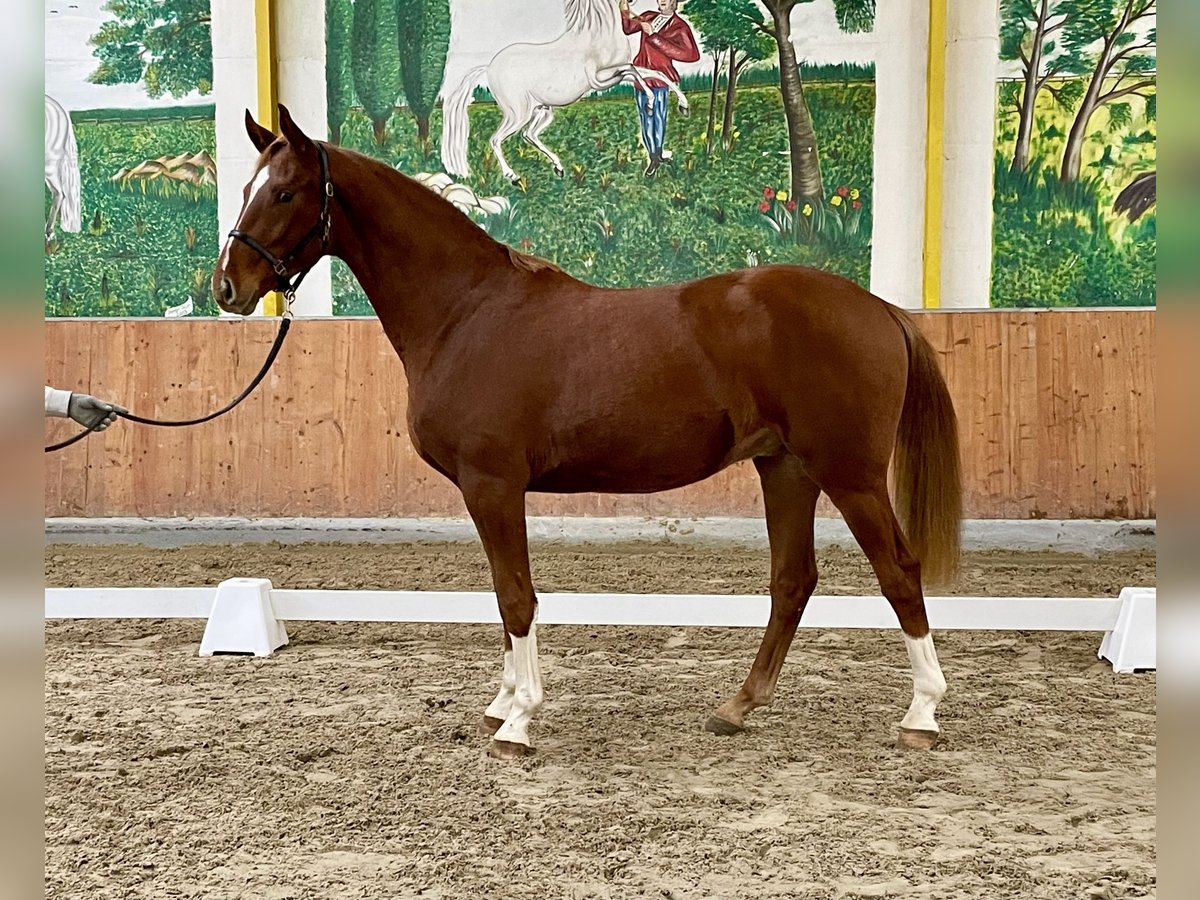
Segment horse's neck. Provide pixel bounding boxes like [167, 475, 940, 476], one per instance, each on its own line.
[564, 0, 620, 34]
[328, 151, 504, 369]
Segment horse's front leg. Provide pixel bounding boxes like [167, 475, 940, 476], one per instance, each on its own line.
[595, 65, 653, 111]
[629, 65, 690, 115]
[462, 472, 543, 759]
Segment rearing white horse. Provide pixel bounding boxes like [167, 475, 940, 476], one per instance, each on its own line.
[441, 0, 689, 182]
[45, 95, 82, 241]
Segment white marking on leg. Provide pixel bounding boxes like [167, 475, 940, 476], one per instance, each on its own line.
[219, 164, 272, 270]
[484, 650, 516, 721]
[493, 622, 543, 748]
[901, 633, 947, 732]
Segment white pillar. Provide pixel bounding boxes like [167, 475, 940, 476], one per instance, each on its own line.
[941, 1, 999, 309]
[211, 1, 260, 318]
[276, 0, 333, 316]
[210, 0, 333, 317]
[869, 0, 929, 310]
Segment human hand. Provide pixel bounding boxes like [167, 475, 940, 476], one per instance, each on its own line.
[67, 394, 126, 431]
[640, 21, 653, 33]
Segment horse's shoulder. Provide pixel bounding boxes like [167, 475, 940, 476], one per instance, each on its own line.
[506, 246, 564, 275]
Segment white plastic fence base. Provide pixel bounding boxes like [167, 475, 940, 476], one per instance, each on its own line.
[198, 578, 288, 657]
[1097, 587, 1156, 673]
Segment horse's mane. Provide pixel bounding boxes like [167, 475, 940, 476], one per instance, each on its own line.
[506, 247, 564, 275]
[564, 0, 618, 32]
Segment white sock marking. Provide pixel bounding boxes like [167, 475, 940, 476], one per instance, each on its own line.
[493, 623, 544, 748]
[484, 650, 516, 721]
[900, 633, 947, 732]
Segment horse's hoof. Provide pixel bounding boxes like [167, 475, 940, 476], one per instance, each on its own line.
[553, 165, 564, 178]
[896, 727, 940, 751]
[704, 715, 744, 736]
[488, 739, 534, 760]
[478, 715, 504, 737]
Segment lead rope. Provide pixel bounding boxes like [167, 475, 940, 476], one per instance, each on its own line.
[44, 304, 293, 453]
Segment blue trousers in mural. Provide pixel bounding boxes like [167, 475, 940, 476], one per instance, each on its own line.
[637, 86, 671, 158]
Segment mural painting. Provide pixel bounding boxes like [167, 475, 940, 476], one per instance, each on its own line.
[327, 0, 878, 314]
[45, 0, 218, 317]
[993, 0, 1156, 307]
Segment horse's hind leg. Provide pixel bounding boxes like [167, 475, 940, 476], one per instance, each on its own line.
[522, 106, 563, 177]
[460, 473, 544, 759]
[45, 180, 62, 242]
[489, 105, 531, 184]
[706, 453, 820, 735]
[824, 483, 947, 750]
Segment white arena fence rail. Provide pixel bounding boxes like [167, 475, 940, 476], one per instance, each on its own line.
[45, 580, 1156, 674]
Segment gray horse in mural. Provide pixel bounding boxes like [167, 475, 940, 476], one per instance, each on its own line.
[45, 95, 82, 241]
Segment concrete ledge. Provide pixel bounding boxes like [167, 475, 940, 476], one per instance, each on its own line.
[45, 516, 1156, 554]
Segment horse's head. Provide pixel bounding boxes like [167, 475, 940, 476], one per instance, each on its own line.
[213, 105, 332, 315]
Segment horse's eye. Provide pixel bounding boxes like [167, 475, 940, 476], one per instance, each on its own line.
[279, 191, 294, 203]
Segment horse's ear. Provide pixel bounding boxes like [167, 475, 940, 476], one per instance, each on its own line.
[278, 104, 315, 156]
[244, 110, 276, 153]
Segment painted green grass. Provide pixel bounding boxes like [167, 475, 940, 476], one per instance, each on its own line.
[992, 79, 1156, 307]
[332, 82, 876, 314]
[44, 116, 219, 318]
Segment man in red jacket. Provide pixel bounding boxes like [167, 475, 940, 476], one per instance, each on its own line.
[620, 0, 700, 176]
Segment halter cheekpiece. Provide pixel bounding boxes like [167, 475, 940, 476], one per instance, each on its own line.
[228, 141, 334, 304]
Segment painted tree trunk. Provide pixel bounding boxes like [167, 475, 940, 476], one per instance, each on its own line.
[770, 3, 824, 200]
[1011, 2, 1049, 174]
[1060, 41, 1113, 182]
[721, 49, 740, 152]
[706, 56, 720, 154]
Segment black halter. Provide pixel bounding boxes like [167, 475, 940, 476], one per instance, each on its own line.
[228, 141, 334, 303]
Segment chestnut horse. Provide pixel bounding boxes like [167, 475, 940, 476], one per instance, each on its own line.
[214, 106, 962, 760]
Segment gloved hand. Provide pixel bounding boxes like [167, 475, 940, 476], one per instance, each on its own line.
[67, 394, 127, 431]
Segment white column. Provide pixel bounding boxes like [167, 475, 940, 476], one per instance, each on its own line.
[211, 0, 260, 318]
[941, 1, 999, 309]
[276, 0, 333, 316]
[869, 0, 929, 310]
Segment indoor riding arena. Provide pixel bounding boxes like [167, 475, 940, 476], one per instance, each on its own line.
[45, 1, 1156, 898]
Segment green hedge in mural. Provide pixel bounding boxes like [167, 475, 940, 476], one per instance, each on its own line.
[44, 116, 219, 318]
[332, 83, 875, 315]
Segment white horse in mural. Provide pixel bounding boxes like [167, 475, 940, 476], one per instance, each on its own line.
[441, 0, 689, 182]
[45, 95, 82, 241]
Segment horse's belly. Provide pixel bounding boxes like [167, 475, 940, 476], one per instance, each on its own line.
[527, 413, 748, 494]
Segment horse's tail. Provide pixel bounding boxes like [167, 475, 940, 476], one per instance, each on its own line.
[440, 64, 488, 177]
[886, 304, 962, 586]
[59, 115, 82, 233]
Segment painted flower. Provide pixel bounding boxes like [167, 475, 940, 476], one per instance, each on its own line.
[762, 186, 776, 200]
[830, 195, 843, 207]
[758, 201, 772, 213]
[836, 185, 850, 198]
[802, 203, 813, 217]
[785, 199, 797, 212]
[849, 188, 861, 200]
[851, 199, 863, 210]
[776, 190, 789, 203]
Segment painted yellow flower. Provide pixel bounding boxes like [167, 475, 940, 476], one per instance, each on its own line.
[776, 190, 789, 203]
[802, 203, 813, 217]
[849, 188, 860, 200]
[830, 195, 843, 207]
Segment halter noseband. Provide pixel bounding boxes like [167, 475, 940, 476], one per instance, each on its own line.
[228, 141, 334, 304]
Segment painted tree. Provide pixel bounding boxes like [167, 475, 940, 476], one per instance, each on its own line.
[688, 0, 773, 152]
[1057, 0, 1156, 182]
[397, 0, 452, 143]
[88, 0, 213, 98]
[352, 0, 404, 145]
[722, 0, 876, 201]
[326, 0, 354, 144]
[1000, 0, 1077, 173]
